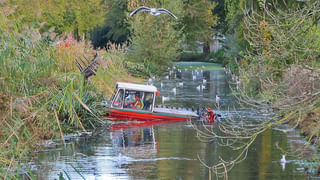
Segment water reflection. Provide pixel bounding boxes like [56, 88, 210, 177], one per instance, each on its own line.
[111, 126, 157, 160]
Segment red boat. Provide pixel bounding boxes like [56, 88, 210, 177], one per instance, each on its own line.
[102, 82, 216, 122]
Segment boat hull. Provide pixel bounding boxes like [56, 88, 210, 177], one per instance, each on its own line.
[107, 109, 196, 121]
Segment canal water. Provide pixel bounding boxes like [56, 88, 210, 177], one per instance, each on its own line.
[30, 62, 313, 179]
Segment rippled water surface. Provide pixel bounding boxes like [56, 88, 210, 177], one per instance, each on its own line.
[32, 62, 311, 179]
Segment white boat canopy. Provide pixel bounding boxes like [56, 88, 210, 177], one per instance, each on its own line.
[116, 82, 158, 93]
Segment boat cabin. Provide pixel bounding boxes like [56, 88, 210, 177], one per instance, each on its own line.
[110, 82, 158, 112]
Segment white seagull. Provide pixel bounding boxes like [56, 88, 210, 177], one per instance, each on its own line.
[196, 85, 205, 91]
[280, 155, 286, 163]
[172, 87, 177, 95]
[130, 6, 178, 19]
[196, 85, 201, 91]
[216, 95, 220, 104]
[280, 155, 286, 171]
[162, 96, 170, 103]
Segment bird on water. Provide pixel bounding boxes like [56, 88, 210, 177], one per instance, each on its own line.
[280, 154, 286, 171]
[280, 155, 286, 163]
[130, 6, 178, 19]
[216, 95, 220, 105]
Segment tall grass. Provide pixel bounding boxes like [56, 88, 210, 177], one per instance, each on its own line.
[0, 7, 139, 177]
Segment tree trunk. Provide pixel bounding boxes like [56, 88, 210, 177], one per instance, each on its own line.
[74, 22, 80, 41]
[203, 41, 210, 57]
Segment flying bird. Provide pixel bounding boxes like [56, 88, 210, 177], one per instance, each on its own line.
[130, 6, 178, 19]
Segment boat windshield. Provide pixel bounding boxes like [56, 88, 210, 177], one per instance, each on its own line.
[110, 84, 119, 102]
[124, 90, 154, 111]
[111, 89, 124, 108]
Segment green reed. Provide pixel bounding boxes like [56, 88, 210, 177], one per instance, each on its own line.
[0, 13, 129, 178]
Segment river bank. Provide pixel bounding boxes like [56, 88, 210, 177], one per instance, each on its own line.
[0, 14, 144, 177]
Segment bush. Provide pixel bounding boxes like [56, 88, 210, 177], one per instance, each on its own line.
[124, 61, 150, 77]
[179, 51, 205, 62]
[206, 49, 227, 65]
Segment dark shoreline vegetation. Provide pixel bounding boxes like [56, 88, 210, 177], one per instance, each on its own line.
[1, 0, 320, 178]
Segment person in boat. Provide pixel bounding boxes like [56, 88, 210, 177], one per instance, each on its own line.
[143, 92, 154, 111]
[125, 92, 144, 109]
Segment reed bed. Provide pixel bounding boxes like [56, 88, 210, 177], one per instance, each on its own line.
[0, 11, 137, 178]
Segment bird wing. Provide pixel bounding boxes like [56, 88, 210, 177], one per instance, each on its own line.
[157, 8, 178, 19]
[129, 6, 151, 17]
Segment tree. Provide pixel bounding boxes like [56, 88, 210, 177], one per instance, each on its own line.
[126, 0, 183, 76]
[6, 0, 106, 39]
[193, 2, 320, 177]
[90, 0, 130, 48]
[42, 0, 105, 39]
[212, 0, 227, 34]
[181, 0, 218, 56]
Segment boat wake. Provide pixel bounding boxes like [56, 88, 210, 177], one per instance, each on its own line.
[115, 154, 196, 167]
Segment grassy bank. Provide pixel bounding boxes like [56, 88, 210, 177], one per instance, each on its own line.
[0, 12, 142, 178]
[176, 61, 223, 70]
